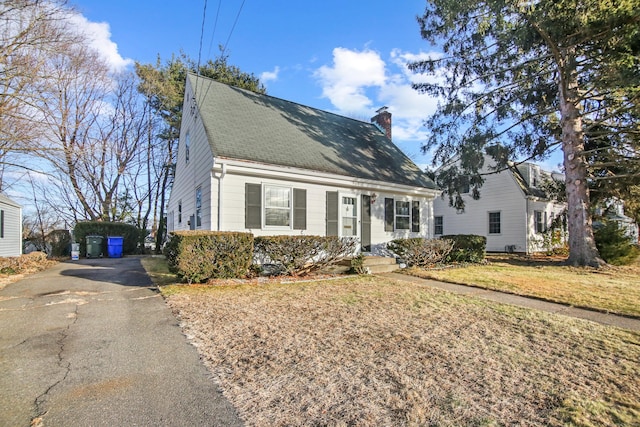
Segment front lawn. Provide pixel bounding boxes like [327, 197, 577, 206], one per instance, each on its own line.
[406, 254, 640, 317]
[163, 276, 640, 426]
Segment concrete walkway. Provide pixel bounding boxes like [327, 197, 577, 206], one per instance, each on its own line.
[0, 257, 243, 427]
[383, 272, 640, 332]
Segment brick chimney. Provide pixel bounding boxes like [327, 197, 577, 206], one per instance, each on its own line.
[371, 106, 392, 140]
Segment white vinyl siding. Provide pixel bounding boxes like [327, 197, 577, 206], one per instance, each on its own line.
[166, 79, 215, 232]
[0, 199, 22, 257]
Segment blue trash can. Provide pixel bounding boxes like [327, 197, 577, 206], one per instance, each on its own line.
[107, 236, 124, 258]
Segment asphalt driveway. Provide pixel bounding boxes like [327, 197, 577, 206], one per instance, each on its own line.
[0, 256, 243, 426]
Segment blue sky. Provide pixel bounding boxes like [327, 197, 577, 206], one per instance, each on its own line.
[69, 0, 443, 167]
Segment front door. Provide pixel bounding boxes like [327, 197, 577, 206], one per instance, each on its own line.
[341, 196, 358, 237]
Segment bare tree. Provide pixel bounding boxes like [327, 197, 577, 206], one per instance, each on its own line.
[0, 0, 77, 184]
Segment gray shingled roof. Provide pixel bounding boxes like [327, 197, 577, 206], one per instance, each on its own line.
[509, 166, 552, 199]
[189, 73, 436, 189]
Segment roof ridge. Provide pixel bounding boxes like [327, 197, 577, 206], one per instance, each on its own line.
[188, 72, 378, 129]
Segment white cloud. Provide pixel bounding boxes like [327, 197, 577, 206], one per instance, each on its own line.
[260, 66, 280, 84]
[313, 47, 445, 165]
[67, 13, 133, 72]
[314, 47, 386, 113]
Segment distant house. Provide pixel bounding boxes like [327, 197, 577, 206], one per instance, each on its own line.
[595, 199, 639, 243]
[0, 194, 22, 257]
[167, 73, 439, 253]
[433, 156, 567, 253]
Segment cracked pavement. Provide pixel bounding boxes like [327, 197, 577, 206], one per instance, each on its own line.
[0, 257, 243, 427]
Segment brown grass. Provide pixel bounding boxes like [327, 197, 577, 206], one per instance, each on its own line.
[164, 276, 640, 426]
[406, 254, 640, 318]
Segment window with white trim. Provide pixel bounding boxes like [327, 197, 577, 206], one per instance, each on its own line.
[535, 211, 544, 233]
[434, 216, 443, 235]
[489, 211, 501, 234]
[395, 200, 410, 230]
[264, 185, 291, 227]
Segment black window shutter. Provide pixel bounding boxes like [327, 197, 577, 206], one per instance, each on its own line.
[384, 198, 394, 232]
[326, 191, 339, 236]
[411, 201, 420, 232]
[245, 183, 262, 229]
[0, 210, 4, 238]
[293, 188, 307, 230]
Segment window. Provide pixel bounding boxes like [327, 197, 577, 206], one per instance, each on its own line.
[459, 176, 470, 194]
[195, 187, 202, 227]
[265, 185, 291, 227]
[178, 200, 182, 224]
[185, 132, 190, 164]
[384, 198, 420, 232]
[535, 211, 544, 233]
[434, 216, 443, 235]
[395, 200, 410, 230]
[489, 211, 501, 234]
[246, 184, 306, 230]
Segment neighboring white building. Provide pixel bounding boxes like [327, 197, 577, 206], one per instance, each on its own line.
[167, 74, 439, 253]
[0, 194, 22, 257]
[433, 156, 567, 253]
[596, 198, 639, 243]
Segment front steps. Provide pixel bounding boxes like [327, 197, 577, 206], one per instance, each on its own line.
[332, 256, 400, 274]
[360, 256, 400, 274]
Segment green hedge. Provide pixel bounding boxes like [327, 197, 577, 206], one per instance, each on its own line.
[254, 235, 356, 276]
[594, 221, 640, 265]
[387, 237, 454, 267]
[164, 231, 254, 283]
[440, 234, 486, 263]
[74, 221, 141, 256]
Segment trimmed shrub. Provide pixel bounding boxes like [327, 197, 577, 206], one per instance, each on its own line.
[386, 238, 454, 267]
[254, 235, 356, 276]
[74, 222, 142, 255]
[441, 234, 487, 263]
[164, 231, 254, 283]
[594, 221, 640, 265]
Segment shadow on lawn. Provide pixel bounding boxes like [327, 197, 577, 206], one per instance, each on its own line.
[486, 254, 568, 268]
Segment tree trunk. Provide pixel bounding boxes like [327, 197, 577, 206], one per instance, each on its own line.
[558, 65, 605, 267]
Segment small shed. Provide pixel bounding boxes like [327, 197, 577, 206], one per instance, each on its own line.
[0, 194, 22, 257]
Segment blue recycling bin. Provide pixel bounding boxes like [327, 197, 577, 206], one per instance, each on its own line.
[107, 236, 124, 258]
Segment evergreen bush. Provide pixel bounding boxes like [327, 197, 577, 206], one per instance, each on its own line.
[164, 231, 254, 283]
[594, 221, 639, 265]
[440, 234, 487, 263]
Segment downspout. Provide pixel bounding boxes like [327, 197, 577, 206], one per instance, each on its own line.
[525, 197, 530, 255]
[216, 162, 227, 231]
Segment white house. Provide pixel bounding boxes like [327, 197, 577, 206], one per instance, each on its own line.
[0, 194, 23, 257]
[433, 156, 567, 253]
[167, 73, 439, 253]
[596, 198, 639, 243]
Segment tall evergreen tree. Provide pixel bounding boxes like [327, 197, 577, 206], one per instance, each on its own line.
[410, 0, 639, 266]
